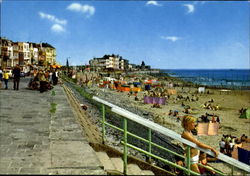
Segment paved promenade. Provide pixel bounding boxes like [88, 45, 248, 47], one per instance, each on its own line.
[0, 77, 106, 175]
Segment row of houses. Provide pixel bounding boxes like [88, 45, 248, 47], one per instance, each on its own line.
[89, 54, 151, 71]
[0, 37, 57, 72]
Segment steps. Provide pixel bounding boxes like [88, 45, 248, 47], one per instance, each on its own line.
[96, 152, 155, 175]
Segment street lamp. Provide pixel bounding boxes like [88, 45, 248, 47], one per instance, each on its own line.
[66, 57, 70, 74]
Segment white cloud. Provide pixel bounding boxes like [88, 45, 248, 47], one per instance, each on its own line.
[146, 1, 162, 6]
[38, 12, 67, 25]
[161, 36, 181, 42]
[51, 24, 65, 33]
[183, 4, 195, 14]
[67, 3, 95, 17]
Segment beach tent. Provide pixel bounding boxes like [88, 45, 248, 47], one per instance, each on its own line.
[167, 89, 177, 95]
[198, 87, 205, 93]
[239, 108, 250, 119]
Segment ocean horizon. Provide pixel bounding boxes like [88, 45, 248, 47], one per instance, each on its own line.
[160, 69, 250, 89]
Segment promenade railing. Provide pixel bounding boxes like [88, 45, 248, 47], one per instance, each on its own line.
[93, 96, 250, 175]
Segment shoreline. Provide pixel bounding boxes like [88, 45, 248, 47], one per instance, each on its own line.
[65, 71, 250, 174]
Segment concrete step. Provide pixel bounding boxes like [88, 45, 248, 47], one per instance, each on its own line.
[110, 157, 123, 173]
[97, 151, 155, 175]
[127, 163, 142, 175]
[96, 152, 116, 171]
[141, 170, 155, 175]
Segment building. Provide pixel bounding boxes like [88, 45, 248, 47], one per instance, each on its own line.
[29, 42, 39, 66]
[0, 37, 57, 72]
[12, 42, 19, 66]
[41, 43, 56, 67]
[0, 37, 12, 69]
[89, 54, 129, 71]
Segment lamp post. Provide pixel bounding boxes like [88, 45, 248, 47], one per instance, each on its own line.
[66, 57, 70, 75]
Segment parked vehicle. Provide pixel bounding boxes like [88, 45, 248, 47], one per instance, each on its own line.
[20, 72, 25, 77]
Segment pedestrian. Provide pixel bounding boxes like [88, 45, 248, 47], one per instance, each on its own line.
[0, 67, 3, 89]
[216, 116, 220, 124]
[52, 69, 58, 85]
[3, 70, 9, 89]
[219, 138, 226, 153]
[228, 140, 234, 157]
[12, 64, 21, 90]
[38, 69, 47, 93]
[49, 70, 53, 83]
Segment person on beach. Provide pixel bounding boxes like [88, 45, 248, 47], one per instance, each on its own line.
[198, 151, 217, 175]
[219, 138, 226, 153]
[181, 115, 218, 174]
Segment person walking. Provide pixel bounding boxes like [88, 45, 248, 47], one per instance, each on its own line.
[38, 69, 47, 93]
[0, 67, 3, 89]
[12, 64, 21, 90]
[52, 69, 58, 85]
[3, 70, 10, 89]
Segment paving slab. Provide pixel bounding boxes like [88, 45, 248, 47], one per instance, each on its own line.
[0, 77, 106, 175]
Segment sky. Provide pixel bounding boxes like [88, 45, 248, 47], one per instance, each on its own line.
[1, 0, 249, 69]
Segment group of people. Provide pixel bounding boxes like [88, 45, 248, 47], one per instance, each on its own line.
[202, 100, 220, 111]
[28, 68, 59, 93]
[176, 94, 199, 102]
[0, 65, 21, 90]
[219, 134, 248, 157]
[198, 113, 220, 123]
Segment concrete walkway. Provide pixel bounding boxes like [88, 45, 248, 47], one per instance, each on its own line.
[0, 77, 106, 175]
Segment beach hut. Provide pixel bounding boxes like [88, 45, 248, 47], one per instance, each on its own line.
[198, 87, 205, 93]
[239, 108, 250, 119]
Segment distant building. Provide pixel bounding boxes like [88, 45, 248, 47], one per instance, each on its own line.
[0, 37, 12, 69]
[41, 43, 56, 67]
[0, 37, 57, 72]
[89, 54, 129, 71]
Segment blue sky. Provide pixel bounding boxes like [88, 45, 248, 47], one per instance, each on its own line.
[1, 0, 249, 69]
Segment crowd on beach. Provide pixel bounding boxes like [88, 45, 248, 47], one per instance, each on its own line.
[219, 134, 249, 157]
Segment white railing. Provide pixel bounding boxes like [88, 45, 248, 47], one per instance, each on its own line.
[93, 96, 250, 173]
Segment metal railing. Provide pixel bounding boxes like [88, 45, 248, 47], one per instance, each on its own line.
[93, 96, 250, 175]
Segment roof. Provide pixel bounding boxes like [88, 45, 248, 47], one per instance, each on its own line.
[42, 43, 55, 49]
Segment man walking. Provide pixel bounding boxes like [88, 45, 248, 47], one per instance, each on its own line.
[13, 64, 21, 90]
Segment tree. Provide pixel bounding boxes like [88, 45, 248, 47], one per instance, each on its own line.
[141, 61, 145, 67]
[66, 58, 69, 68]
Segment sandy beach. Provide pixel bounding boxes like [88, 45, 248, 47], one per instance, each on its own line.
[75, 72, 250, 174]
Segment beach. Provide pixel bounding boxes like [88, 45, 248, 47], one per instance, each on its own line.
[73, 72, 250, 174]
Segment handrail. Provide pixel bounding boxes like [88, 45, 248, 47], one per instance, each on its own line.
[93, 96, 250, 173]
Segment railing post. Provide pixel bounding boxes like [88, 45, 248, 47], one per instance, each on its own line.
[148, 128, 152, 163]
[123, 118, 128, 175]
[186, 146, 191, 175]
[231, 165, 234, 176]
[102, 104, 106, 144]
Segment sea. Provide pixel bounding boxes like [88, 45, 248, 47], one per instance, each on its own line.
[161, 69, 250, 90]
